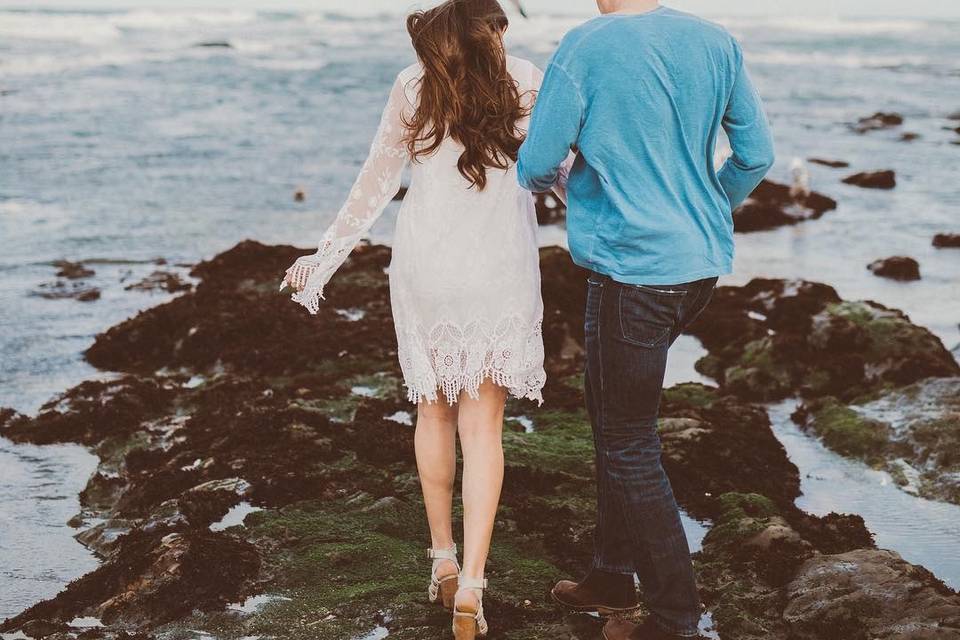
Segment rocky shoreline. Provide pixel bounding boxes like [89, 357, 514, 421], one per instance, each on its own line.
[2, 241, 959, 639]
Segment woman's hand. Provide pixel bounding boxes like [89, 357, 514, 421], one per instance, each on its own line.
[280, 255, 320, 293]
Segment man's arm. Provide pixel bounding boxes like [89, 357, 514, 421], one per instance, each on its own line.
[517, 62, 584, 193]
[718, 47, 775, 209]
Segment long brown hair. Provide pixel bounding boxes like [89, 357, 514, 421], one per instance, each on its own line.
[404, 0, 528, 190]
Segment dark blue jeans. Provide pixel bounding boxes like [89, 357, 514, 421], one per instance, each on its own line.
[584, 272, 718, 637]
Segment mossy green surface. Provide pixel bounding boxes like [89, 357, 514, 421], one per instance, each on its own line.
[662, 383, 720, 409]
[825, 301, 922, 360]
[721, 337, 796, 400]
[502, 409, 594, 478]
[808, 398, 890, 464]
[702, 493, 779, 554]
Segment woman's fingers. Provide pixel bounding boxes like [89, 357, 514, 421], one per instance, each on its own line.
[281, 259, 317, 293]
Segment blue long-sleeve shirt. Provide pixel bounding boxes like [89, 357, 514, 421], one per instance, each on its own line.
[518, 6, 775, 285]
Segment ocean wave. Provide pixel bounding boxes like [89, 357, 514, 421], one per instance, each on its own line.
[110, 9, 259, 31]
[749, 50, 936, 70]
[0, 12, 122, 44]
[719, 16, 931, 36]
[0, 9, 259, 45]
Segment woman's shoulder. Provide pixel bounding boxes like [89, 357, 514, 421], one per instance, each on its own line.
[506, 55, 543, 87]
[395, 62, 424, 105]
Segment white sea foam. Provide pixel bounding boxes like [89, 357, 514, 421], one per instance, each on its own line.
[750, 50, 934, 70]
[111, 9, 259, 31]
[719, 16, 929, 35]
[0, 12, 122, 44]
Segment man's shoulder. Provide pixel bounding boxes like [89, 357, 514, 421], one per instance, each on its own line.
[553, 15, 617, 61]
[556, 9, 738, 62]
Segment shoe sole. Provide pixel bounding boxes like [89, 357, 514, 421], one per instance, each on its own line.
[439, 576, 458, 610]
[549, 589, 640, 617]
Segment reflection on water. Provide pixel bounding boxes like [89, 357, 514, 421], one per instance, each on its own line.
[0, 437, 99, 621]
[767, 400, 960, 588]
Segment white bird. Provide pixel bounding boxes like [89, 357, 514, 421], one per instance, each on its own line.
[790, 157, 810, 200]
[507, 0, 529, 18]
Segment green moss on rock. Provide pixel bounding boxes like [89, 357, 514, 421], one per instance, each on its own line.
[806, 398, 891, 464]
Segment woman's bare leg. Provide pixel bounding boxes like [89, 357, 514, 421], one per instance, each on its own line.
[456, 380, 508, 609]
[416, 399, 460, 579]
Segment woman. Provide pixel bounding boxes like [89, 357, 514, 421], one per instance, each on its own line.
[280, 1, 567, 638]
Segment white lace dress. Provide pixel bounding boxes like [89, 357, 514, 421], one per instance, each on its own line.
[284, 56, 565, 406]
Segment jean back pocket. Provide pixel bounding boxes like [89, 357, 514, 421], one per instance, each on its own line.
[616, 285, 687, 348]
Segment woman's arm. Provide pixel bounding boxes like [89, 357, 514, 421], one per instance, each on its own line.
[517, 60, 583, 194]
[521, 62, 576, 205]
[282, 75, 412, 314]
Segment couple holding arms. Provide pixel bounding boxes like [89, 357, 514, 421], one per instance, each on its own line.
[281, 0, 774, 638]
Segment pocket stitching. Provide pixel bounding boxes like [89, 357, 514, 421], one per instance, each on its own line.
[617, 288, 675, 348]
[632, 284, 689, 297]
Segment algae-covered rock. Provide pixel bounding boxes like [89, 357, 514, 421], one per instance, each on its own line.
[686, 280, 959, 401]
[793, 397, 892, 464]
[695, 494, 823, 640]
[659, 384, 802, 518]
[1, 530, 260, 631]
[784, 549, 960, 639]
[794, 377, 960, 505]
[2, 241, 946, 640]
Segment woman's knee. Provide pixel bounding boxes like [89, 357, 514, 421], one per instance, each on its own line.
[417, 399, 458, 429]
[457, 384, 507, 440]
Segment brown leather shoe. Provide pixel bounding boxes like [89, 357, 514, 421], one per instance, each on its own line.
[602, 617, 696, 640]
[550, 579, 639, 616]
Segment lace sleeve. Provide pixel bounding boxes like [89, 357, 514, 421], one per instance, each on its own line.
[283, 75, 412, 314]
[551, 153, 574, 205]
[526, 62, 573, 205]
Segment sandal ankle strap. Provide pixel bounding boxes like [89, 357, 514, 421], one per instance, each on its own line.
[458, 576, 487, 590]
[426, 545, 458, 562]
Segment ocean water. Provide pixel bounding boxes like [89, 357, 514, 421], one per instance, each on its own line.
[1, 4, 959, 621]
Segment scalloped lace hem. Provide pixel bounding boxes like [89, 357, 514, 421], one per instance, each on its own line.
[406, 369, 545, 407]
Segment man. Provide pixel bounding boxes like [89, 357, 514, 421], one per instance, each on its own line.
[517, 1, 775, 638]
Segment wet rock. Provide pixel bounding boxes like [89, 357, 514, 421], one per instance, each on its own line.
[933, 233, 960, 248]
[293, 187, 306, 202]
[393, 185, 408, 201]
[783, 549, 960, 639]
[793, 397, 892, 464]
[54, 260, 95, 279]
[852, 111, 903, 133]
[733, 179, 838, 233]
[32, 281, 102, 302]
[868, 256, 921, 281]
[797, 378, 960, 506]
[194, 41, 232, 48]
[695, 493, 873, 640]
[807, 158, 850, 168]
[899, 131, 921, 142]
[19, 619, 69, 638]
[843, 169, 896, 189]
[0, 530, 260, 633]
[659, 385, 801, 518]
[85, 241, 399, 376]
[1, 377, 175, 446]
[686, 279, 959, 401]
[124, 270, 192, 293]
[4, 240, 944, 640]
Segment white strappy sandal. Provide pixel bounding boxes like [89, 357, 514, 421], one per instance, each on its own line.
[452, 576, 488, 639]
[427, 545, 460, 610]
